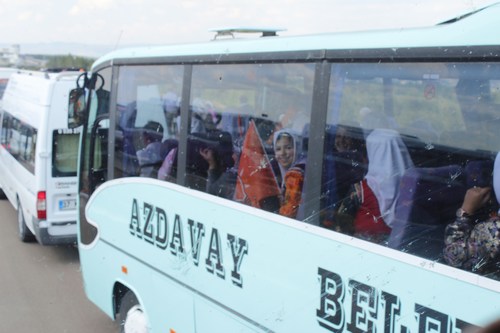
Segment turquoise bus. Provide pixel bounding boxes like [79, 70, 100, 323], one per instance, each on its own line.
[70, 4, 500, 332]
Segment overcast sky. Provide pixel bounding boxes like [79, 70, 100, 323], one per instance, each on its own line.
[0, 0, 498, 49]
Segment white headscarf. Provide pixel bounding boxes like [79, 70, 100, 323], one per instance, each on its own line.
[273, 128, 301, 183]
[365, 129, 414, 227]
[494, 151, 500, 206]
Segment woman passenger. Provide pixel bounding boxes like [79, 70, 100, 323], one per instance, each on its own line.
[271, 129, 301, 190]
[443, 152, 500, 276]
[197, 131, 237, 199]
[271, 128, 309, 219]
[328, 129, 413, 242]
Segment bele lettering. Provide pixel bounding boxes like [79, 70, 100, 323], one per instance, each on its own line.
[316, 267, 477, 333]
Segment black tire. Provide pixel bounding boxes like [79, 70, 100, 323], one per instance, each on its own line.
[118, 290, 148, 333]
[0, 188, 7, 200]
[17, 199, 35, 243]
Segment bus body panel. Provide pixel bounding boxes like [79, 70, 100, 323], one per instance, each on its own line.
[0, 71, 79, 245]
[84, 178, 500, 332]
[80, 228, 197, 332]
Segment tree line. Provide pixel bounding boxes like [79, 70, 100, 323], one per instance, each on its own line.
[44, 54, 95, 71]
[18, 54, 95, 71]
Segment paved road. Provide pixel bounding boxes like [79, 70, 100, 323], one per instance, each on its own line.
[0, 199, 119, 333]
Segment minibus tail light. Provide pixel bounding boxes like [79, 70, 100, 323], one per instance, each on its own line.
[37, 191, 47, 219]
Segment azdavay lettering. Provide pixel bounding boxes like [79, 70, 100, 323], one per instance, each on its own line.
[129, 198, 248, 288]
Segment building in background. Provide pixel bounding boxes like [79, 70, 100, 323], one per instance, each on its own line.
[0, 44, 20, 67]
[0, 44, 48, 68]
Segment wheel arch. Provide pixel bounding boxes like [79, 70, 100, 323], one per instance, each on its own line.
[113, 282, 131, 320]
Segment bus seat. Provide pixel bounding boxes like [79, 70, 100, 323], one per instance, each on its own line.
[160, 138, 178, 160]
[388, 165, 466, 260]
[465, 159, 494, 188]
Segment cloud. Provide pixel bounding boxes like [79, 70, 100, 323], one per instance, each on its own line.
[16, 11, 34, 21]
[70, 0, 115, 15]
[16, 10, 46, 25]
[0, 0, 498, 48]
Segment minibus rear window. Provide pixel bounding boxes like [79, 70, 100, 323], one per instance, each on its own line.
[52, 130, 79, 177]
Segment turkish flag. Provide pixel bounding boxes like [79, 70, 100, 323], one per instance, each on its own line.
[234, 121, 281, 212]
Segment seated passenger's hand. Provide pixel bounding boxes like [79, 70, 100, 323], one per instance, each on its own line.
[199, 147, 216, 169]
[322, 213, 355, 235]
[462, 187, 491, 215]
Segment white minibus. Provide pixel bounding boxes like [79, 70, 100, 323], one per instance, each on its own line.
[0, 70, 80, 245]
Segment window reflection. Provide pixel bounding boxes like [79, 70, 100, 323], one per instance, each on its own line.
[321, 62, 500, 280]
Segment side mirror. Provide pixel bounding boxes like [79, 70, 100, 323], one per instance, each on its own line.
[68, 72, 109, 128]
[68, 87, 86, 128]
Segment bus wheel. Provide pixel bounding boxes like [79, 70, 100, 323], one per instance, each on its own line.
[17, 199, 35, 243]
[119, 291, 148, 333]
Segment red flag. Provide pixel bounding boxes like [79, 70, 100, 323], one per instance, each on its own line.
[234, 121, 281, 211]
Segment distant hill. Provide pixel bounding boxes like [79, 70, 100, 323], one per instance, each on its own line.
[15, 42, 114, 58]
[0, 42, 154, 59]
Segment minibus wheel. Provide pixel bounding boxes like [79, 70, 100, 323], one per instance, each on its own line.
[17, 199, 35, 242]
[119, 290, 148, 333]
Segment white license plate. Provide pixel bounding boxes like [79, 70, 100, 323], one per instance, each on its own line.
[59, 199, 76, 211]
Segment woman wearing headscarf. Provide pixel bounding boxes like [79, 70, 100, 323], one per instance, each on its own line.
[330, 129, 414, 242]
[271, 129, 301, 190]
[271, 128, 309, 219]
[443, 152, 500, 276]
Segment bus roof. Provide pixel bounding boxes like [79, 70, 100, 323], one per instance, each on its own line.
[93, 2, 500, 69]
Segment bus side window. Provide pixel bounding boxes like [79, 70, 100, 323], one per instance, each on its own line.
[187, 63, 314, 217]
[114, 65, 183, 180]
[321, 61, 500, 274]
[89, 117, 109, 192]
